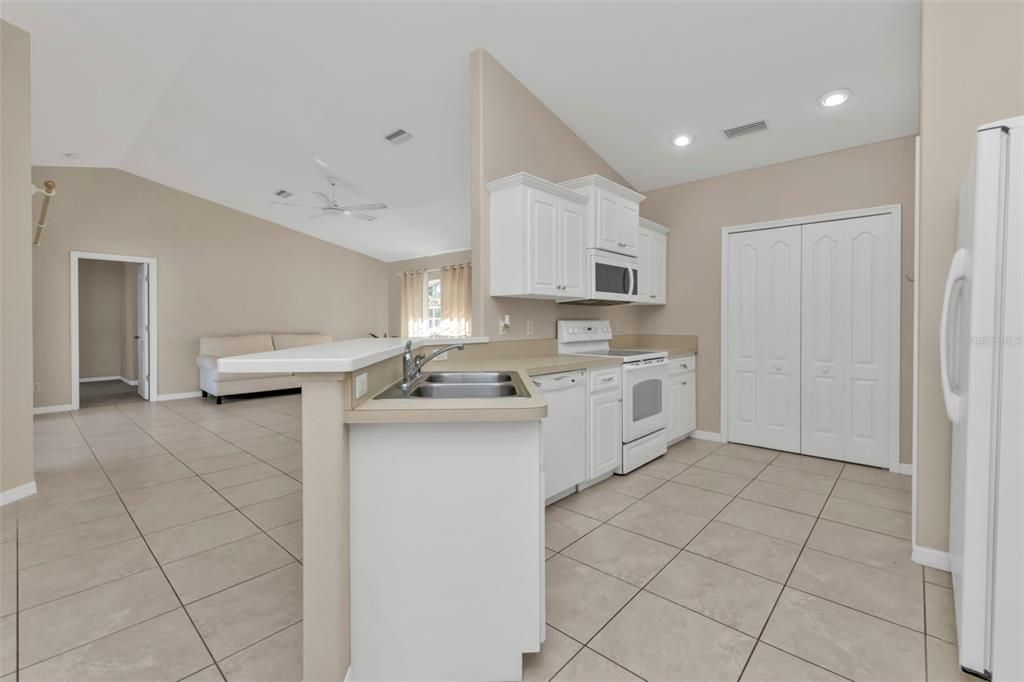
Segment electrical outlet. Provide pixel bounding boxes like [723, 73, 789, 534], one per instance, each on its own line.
[499, 314, 511, 336]
[526, 320, 534, 336]
[355, 373, 368, 399]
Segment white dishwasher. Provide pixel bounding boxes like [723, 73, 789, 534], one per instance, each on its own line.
[535, 370, 587, 503]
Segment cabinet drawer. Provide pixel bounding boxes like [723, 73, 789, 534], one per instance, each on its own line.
[588, 367, 621, 393]
[668, 354, 696, 375]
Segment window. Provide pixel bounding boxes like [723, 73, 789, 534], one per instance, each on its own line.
[424, 273, 442, 335]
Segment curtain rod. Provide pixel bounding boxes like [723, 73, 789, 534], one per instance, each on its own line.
[395, 262, 471, 277]
[32, 180, 57, 247]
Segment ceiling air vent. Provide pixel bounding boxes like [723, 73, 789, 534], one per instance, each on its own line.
[274, 189, 292, 198]
[384, 128, 413, 145]
[723, 120, 768, 139]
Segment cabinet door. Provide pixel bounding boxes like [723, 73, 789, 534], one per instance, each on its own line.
[596, 192, 621, 253]
[652, 231, 668, 304]
[618, 202, 640, 256]
[559, 201, 587, 298]
[527, 190, 559, 297]
[588, 391, 622, 478]
[681, 374, 696, 435]
[635, 229, 652, 300]
[666, 375, 686, 442]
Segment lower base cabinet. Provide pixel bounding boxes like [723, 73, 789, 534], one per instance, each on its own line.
[588, 389, 622, 478]
[667, 358, 697, 443]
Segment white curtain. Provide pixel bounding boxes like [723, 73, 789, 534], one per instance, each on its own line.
[400, 269, 426, 337]
[440, 263, 472, 337]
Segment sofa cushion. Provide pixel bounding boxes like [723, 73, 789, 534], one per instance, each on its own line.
[272, 333, 332, 350]
[199, 334, 274, 357]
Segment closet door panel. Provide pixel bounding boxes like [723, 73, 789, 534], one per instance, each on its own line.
[801, 215, 893, 467]
[727, 226, 801, 452]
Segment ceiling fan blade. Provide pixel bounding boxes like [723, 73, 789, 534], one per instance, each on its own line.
[309, 212, 326, 219]
[271, 200, 323, 209]
[311, 191, 333, 207]
[350, 212, 378, 221]
[338, 203, 387, 212]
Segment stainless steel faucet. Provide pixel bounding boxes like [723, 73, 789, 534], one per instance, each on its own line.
[400, 340, 465, 391]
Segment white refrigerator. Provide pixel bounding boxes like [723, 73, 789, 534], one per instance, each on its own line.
[942, 115, 1023, 681]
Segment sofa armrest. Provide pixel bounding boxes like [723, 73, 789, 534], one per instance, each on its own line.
[196, 354, 219, 370]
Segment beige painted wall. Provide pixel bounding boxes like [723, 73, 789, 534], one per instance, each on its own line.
[915, 0, 1024, 550]
[641, 136, 917, 460]
[32, 167, 391, 406]
[388, 250, 472, 337]
[470, 49, 639, 341]
[78, 259, 130, 379]
[1, 21, 35, 494]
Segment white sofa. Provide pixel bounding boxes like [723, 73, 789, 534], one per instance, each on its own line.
[196, 333, 332, 404]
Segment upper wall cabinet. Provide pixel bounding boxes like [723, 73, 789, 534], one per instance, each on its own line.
[488, 173, 589, 300]
[560, 176, 645, 258]
[636, 218, 669, 304]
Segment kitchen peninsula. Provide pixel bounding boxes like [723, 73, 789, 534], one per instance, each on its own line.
[218, 338, 549, 682]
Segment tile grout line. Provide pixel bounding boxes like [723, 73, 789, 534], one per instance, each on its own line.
[114, 403, 303, 563]
[23, 408, 228, 680]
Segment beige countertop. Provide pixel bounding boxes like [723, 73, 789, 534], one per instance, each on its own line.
[344, 341, 697, 424]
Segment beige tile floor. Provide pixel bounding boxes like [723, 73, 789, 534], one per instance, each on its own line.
[3, 395, 971, 681]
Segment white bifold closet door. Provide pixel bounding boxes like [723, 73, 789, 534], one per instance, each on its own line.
[801, 215, 895, 466]
[726, 214, 896, 467]
[726, 225, 802, 452]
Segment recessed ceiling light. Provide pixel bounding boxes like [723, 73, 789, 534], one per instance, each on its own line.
[820, 89, 851, 107]
[672, 134, 694, 148]
[62, 152, 80, 159]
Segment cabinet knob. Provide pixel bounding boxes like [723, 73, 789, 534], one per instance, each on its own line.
[822, 367, 830, 374]
[774, 363, 781, 371]
[649, 294, 656, 299]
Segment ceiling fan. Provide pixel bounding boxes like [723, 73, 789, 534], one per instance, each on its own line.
[272, 176, 387, 221]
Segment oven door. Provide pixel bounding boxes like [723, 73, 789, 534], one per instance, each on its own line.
[622, 359, 668, 442]
[590, 252, 639, 302]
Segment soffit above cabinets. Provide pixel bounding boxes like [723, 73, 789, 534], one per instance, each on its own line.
[4, 1, 919, 261]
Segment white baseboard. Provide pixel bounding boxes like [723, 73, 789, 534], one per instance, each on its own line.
[156, 391, 203, 402]
[897, 463, 913, 476]
[0, 480, 37, 506]
[33, 403, 74, 415]
[120, 377, 139, 386]
[692, 430, 723, 442]
[912, 544, 951, 571]
[80, 375, 121, 383]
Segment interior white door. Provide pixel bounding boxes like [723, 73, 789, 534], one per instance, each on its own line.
[801, 215, 895, 466]
[136, 263, 150, 399]
[726, 226, 802, 451]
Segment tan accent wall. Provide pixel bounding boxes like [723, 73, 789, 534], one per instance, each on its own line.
[388, 250, 471, 337]
[470, 49, 639, 341]
[915, 0, 1024, 550]
[641, 137, 917, 459]
[78, 259, 128, 379]
[32, 167, 391, 406]
[1, 21, 35, 494]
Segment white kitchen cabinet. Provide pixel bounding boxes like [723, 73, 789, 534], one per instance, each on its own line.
[560, 175, 645, 258]
[667, 355, 696, 443]
[588, 368, 622, 479]
[488, 173, 589, 300]
[637, 218, 669, 304]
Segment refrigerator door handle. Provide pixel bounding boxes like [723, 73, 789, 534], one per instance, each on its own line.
[940, 248, 969, 423]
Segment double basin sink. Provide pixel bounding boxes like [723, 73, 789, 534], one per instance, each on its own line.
[377, 372, 529, 399]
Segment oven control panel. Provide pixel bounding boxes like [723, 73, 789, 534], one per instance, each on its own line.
[557, 319, 612, 343]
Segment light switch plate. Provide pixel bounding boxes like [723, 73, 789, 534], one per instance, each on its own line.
[526, 320, 534, 336]
[355, 372, 368, 399]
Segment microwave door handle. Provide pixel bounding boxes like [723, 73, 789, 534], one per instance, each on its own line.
[622, 267, 630, 295]
[631, 268, 638, 295]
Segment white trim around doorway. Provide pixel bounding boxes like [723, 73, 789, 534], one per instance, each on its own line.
[719, 204, 903, 473]
[70, 251, 158, 411]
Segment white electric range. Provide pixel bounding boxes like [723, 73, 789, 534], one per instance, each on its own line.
[557, 320, 669, 473]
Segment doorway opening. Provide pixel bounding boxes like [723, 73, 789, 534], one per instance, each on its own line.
[71, 252, 157, 410]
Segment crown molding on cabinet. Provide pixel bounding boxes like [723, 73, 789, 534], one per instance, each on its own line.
[486, 173, 590, 204]
[559, 174, 646, 204]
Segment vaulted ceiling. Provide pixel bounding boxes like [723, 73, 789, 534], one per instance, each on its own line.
[3, 1, 920, 261]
